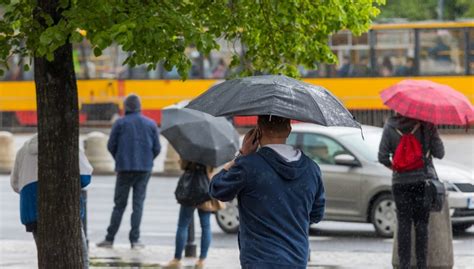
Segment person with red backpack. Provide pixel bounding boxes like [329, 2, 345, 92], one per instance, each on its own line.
[378, 114, 445, 269]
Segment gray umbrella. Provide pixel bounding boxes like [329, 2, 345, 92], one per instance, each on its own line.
[186, 75, 360, 128]
[161, 108, 240, 167]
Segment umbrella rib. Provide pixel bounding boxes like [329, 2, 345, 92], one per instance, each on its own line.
[308, 86, 328, 126]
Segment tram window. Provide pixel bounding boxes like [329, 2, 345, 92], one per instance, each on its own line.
[162, 46, 203, 79]
[374, 29, 415, 77]
[22, 57, 34, 80]
[331, 52, 371, 78]
[129, 64, 161, 80]
[205, 39, 241, 79]
[73, 42, 128, 79]
[188, 47, 203, 79]
[162, 66, 180, 79]
[419, 29, 465, 75]
[73, 42, 90, 79]
[331, 31, 371, 77]
[470, 29, 474, 75]
[0, 55, 22, 81]
[300, 64, 327, 78]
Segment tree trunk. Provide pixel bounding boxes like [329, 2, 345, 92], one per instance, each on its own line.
[34, 1, 83, 268]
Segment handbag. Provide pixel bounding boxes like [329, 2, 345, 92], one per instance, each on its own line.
[424, 179, 446, 212]
[420, 125, 446, 212]
[174, 166, 211, 207]
[197, 198, 226, 212]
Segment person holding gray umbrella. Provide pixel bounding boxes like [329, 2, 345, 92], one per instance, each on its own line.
[160, 107, 239, 167]
[187, 75, 359, 269]
[166, 160, 217, 269]
[161, 106, 238, 269]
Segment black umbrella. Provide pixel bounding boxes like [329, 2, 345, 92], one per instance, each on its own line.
[186, 75, 360, 128]
[161, 107, 240, 167]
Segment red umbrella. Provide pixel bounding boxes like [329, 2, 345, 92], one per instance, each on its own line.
[380, 80, 474, 126]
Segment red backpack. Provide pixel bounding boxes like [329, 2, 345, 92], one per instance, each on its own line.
[392, 123, 425, 173]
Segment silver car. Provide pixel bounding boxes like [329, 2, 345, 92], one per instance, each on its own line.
[215, 124, 474, 237]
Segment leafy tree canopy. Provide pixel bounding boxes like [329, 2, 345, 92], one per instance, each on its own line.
[377, 0, 474, 21]
[0, 0, 383, 78]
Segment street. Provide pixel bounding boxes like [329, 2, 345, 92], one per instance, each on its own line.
[1, 175, 473, 262]
[1, 133, 473, 267]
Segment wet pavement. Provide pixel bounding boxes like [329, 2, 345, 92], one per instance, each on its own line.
[1, 133, 473, 268]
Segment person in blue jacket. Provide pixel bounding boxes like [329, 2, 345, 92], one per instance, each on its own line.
[210, 115, 326, 269]
[10, 134, 93, 268]
[97, 94, 161, 249]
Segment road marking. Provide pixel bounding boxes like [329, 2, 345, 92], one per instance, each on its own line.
[309, 236, 333, 241]
[384, 238, 463, 244]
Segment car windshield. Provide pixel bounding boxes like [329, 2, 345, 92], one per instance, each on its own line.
[338, 131, 382, 162]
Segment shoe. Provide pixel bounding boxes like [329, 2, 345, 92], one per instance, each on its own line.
[164, 259, 181, 269]
[195, 259, 205, 269]
[96, 239, 113, 248]
[131, 240, 145, 249]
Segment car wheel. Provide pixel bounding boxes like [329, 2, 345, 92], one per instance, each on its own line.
[452, 223, 473, 233]
[371, 194, 397, 238]
[215, 199, 239, 234]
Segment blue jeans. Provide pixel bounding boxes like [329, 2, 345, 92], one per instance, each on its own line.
[174, 206, 212, 260]
[105, 172, 151, 243]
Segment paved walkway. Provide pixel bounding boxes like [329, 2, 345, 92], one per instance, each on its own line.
[1, 240, 473, 268]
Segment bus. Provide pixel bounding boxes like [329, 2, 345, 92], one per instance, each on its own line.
[0, 21, 472, 128]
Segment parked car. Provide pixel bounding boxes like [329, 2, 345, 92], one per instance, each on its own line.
[215, 124, 474, 237]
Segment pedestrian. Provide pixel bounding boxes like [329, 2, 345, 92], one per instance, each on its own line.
[97, 94, 161, 249]
[167, 160, 223, 269]
[378, 113, 445, 269]
[380, 56, 394, 76]
[10, 134, 93, 268]
[337, 55, 353, 77]
[209, 115, 326, 269]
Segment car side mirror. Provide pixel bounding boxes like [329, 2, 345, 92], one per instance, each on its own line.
[334, 154, 359, 167]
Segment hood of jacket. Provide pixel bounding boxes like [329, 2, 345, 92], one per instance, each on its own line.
[26, 134, 38, 155]
[386, 115, 420, 133]
[124, 94, 141, 114]
[257, 147, 310, 181]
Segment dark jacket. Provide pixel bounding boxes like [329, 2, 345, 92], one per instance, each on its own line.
[107, 95, 161, 172]
[378, 116, 445, 184]
[210, 147, 325, 269]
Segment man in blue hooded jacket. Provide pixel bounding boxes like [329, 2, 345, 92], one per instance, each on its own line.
[97, 94, 161, 249]
[210, 115, 325, 269]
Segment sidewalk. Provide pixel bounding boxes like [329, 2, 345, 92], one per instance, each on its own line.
[1, 240, 473, 268]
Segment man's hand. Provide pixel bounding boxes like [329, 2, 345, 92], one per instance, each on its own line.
[223, 128, 259, 171]
[223, 160, 235, 171]
[240, 128, 259, 156]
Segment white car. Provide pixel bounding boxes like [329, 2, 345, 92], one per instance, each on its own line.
[215, 124, 474, 237]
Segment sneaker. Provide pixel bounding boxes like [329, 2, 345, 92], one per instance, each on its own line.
[131, 240, 145, 249]
[164, 259, 181, 269]
[195, 259, 205, 269]
[96, 240, 113, 248]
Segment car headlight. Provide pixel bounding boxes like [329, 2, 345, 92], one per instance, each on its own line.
[449, 209, 455, 217]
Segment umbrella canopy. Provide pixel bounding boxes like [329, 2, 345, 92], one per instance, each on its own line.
[161, 108, 239, 167]
[186, 75, 360, 128]
[381, 80, 474, 126]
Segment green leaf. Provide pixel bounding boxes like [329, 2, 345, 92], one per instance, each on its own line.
[0, 0, 381, 80]
[59, 0, 70, 9]
[23, 64, 30, 72]
[70, 31, 82, 43]
[54, 31, 64, 41]
[93, 47, 102, 57]
[37, 47, 47, 56]
[39, 33, 53, 45]
[46, 53, 54, 62]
